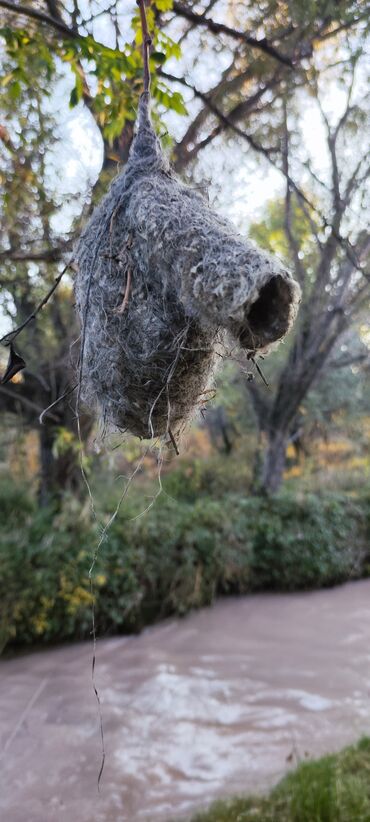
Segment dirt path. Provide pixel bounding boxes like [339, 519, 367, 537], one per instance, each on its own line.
[1, 579, 370, 821]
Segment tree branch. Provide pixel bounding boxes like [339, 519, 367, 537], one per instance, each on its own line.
[167, 67, 368, 287]
[0, 261, 71, 346]
[161, 70, 278, 168]
[0, 0, 78, 39]
[245, 378, 271, 430]
[316, 11, 370, 43]
[0, 246, 69, 263]
[282, 98, 305, 283]
[0, 384, 59, 421]
[330, 353, 370, 369]
[137, 0, 152, 95]
[172, 1, 294, 67]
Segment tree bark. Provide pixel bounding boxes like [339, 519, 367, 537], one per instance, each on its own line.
[39, 425, 58, 507]
[259, 429, 288, 494]
[38, 423, 85, 507]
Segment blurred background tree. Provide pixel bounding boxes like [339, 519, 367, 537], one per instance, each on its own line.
[0, 0, 369, 500]
[0, 51, 92, 503]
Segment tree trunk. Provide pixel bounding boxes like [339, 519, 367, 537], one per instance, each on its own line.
[39, 425, 57, 507]
[259, 429, 288, 495]
[38, 424, 83, 507]
[249, 316, 348, 495]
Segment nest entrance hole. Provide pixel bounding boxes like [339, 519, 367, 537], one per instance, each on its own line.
[239, 275, 293, 350]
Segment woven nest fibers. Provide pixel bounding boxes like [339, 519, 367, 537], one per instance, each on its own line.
[75, 94, 300, 440]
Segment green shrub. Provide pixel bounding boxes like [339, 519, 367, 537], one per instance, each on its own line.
[0, 482, 369, 651]
[0, 503, 93, 651]
[249, 492, 367, 590]
[162, 452, 253, 502]
[0, 477, 35, 523]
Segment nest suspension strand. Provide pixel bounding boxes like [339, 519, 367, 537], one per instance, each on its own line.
[75, 6, 300, 443]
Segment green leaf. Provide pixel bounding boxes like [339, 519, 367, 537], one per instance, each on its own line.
[170, 91, 188, 115]
[0, 27, 14, 45]
[135, 28, 143, 46]
[69, 86, 79, 107]
[155, 0, 173, 10]
[9, 81, 21, 100]
[157, 32, 181, 59]
[1, 72, 13, 87]
[150, 51, 167, 64]
[61, 48, 76, 62]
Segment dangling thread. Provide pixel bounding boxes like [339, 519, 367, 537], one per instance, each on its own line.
[76, 0, 155, 791]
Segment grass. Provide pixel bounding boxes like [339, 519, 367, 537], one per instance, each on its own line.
[189, 738, 370, 822]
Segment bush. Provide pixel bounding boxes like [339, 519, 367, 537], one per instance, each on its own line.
[249, 492, 367, 590]
[0, 477, 35, 523]
[0, 482, 369, 651]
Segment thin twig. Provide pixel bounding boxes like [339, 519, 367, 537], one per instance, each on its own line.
[168, 427, 180, 455]
[172, 1, 294, 66]
[0, 385, 59, 422]
[250, 355, 269, 386]
[39, 382, 79, 425]
[0, 0, 77, 37]
[0, 245, 69, 262]
[137, 0, 152, 94]
[0, 262, 71, 346]
[114, 268, 132, 314]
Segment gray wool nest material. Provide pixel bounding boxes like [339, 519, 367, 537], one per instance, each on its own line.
[75, 93, 300, 440]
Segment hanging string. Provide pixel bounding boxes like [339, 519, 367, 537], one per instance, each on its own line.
[79, 0, 155, 791]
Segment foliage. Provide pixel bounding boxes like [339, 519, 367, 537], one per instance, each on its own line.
[249, 195, 318, 267]
[0, 476, 368, 652]
[188, 737, 370, 822]
[250, 492, 366, 590]
[162, 450, 254, 500]
[0, 0, 186, 144]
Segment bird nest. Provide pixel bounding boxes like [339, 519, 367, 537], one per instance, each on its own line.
[75, 93, 300, 441]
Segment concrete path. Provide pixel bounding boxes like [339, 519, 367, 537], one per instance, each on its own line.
[1, 579, 370, 821]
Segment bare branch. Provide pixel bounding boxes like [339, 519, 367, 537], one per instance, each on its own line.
[0, 0, 77, 39]
[315, 11, 370, 43]
[161, 70, 279, 168]
[172, 1, 294, 67]
[0, 246, 70, 263]
[245, 378, 271, 429]
[171, 62, 255, 160]
[344, 158, 370, 204]
[282, 99, 305, 283]
[330, 353, 370, 369]
[164, 70, 367, 284]
[0, 384, 59, 421]
[0, 261, 71, 346]
[176, 0, 219, 45]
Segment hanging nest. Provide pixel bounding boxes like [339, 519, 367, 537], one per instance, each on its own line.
[75, 93, 300, 440]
